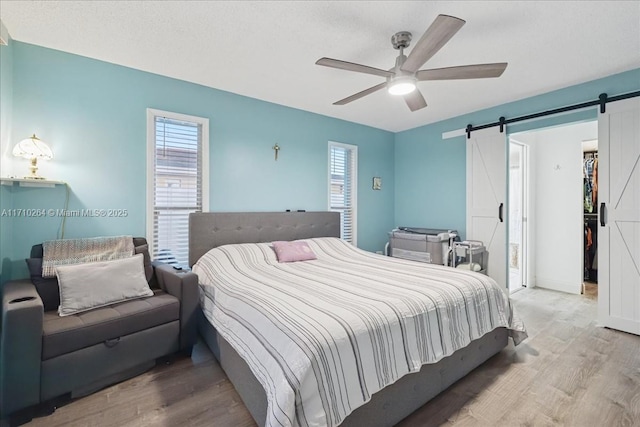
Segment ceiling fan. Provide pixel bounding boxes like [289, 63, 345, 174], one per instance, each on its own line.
[316, 14, 508, 112]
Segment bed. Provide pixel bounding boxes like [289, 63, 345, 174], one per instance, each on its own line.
[190, 211, 527, 427]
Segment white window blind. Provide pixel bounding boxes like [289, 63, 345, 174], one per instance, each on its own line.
[329, 142, 357, 245]
[147, 110, 209, 267]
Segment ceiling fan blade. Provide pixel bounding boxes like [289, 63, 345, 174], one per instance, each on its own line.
[404, 89, 428, 112]
[316, 57, 393, 78]
[417, 63, 508, 80]
[401, 14, 466, 73]
[333, 82, 387, 105]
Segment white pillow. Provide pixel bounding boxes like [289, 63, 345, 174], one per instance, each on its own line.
[56, 253, 153, 317]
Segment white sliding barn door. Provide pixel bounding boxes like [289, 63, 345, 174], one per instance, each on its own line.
[467, 127, 508, 291]
[598, 97, 640, 336]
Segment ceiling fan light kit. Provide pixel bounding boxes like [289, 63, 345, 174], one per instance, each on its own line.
[316, 14, 508, 112]
[388, 76, 417, 95]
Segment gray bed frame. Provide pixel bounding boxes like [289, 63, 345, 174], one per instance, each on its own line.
[190, 212, 508, 427]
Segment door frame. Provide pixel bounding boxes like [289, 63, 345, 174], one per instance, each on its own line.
[508, 139, 529, 292]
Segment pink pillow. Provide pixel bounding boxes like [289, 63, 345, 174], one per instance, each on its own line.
[272, 241, 317, 263]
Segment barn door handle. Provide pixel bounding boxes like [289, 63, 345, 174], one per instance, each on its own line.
[600, 203, 605, 226]
[499, 203, 504, 223]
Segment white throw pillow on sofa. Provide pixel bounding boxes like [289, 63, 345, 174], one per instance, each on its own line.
[56, 253, 154, 316]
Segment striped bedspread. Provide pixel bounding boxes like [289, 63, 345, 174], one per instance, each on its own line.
[194, 237, 527, 427]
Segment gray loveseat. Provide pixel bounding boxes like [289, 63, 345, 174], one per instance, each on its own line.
[0, 237, 199, 424]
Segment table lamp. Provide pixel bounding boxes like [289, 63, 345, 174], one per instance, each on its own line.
[12, 134, 53, 180]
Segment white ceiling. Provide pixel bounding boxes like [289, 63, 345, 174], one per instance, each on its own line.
[1, 1, 639, 132]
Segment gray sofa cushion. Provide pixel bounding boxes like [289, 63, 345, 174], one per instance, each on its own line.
[134, 243, 154, 283]
[41, 289, 179, 360]
[26, 257, 60, 311]
[27, 238, 155, 312]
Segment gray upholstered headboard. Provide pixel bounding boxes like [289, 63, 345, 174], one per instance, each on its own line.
[188, 212, 341, 266]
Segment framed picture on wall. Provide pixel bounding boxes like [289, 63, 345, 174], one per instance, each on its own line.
[372, 177, 382, 190]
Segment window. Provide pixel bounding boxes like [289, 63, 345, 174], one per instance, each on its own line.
[329, 141, 357, 245]
[147, 109, 209, 266]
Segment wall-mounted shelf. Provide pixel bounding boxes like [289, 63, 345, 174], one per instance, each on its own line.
[0, 178, 67, 188]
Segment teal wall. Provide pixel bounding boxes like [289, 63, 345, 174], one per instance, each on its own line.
[394, 68, 640, 239]
[1, 38, 638, 284]
[0, 41, 395, 281]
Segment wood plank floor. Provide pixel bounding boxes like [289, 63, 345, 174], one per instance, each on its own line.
[22, 287, 640, 427]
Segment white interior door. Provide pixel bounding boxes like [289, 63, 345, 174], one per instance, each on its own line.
[598, 97, 640, 336]
[467, 127, 508, 291]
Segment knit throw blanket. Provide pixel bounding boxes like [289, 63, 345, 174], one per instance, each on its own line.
[42, 235, 135, 278]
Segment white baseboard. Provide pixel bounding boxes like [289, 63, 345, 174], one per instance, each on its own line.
[535, 276, 582, 294]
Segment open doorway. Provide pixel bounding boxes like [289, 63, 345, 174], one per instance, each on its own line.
[582, 137, 598, 299]
[509, 141, 527, 292]
[509, 120, 597, 297]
